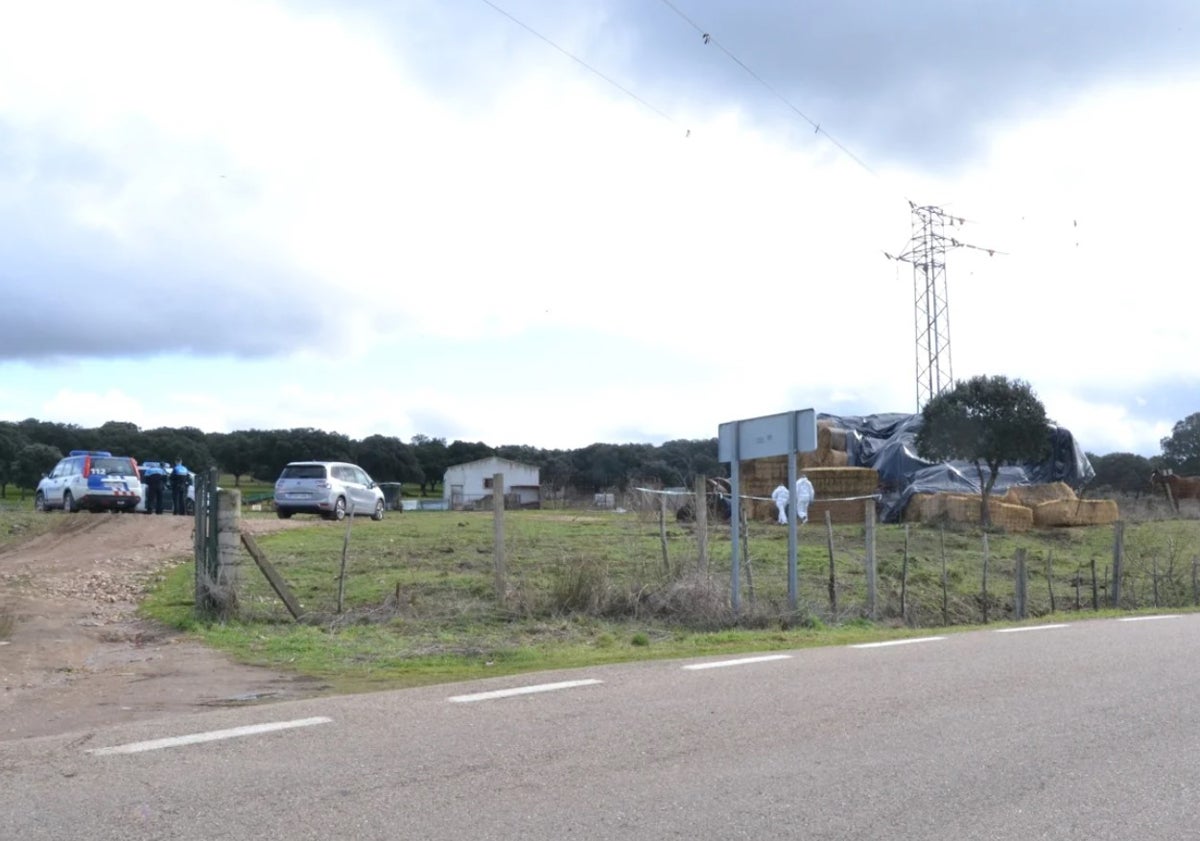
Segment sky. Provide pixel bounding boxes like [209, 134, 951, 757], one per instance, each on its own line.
[2, 0, 1198, 457]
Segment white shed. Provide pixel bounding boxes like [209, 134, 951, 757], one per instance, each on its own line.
[443, 457, 541, 510]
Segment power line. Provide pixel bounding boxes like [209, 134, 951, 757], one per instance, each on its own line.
[656, 0, 878, 178]
[478, 0, 685, 130]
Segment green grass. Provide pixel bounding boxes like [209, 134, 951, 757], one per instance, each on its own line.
[127, 506, 1200, 692]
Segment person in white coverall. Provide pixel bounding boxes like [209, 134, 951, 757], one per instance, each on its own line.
[794, 474, 815, 524]
[771, 483, 790, 524]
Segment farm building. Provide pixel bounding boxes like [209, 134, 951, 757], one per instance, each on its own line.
[443, 457, 541, 510]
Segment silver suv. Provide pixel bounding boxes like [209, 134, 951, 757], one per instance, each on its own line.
[35, 450, 142, 513]
[274, 461, 386, 521]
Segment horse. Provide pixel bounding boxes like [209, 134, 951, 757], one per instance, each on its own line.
[1150, 469, 1200, 511]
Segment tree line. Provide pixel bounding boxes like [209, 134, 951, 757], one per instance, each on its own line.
[0, 418, 722, 499]
[2, 408, 1198, 501]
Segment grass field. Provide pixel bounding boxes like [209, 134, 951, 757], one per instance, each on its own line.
[130, 498, 1200, 692]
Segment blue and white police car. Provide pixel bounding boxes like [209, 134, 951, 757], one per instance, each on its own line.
[34, 450, 142, 513]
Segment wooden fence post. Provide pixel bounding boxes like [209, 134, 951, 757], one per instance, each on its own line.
[1111, 521, 1124, 608]
[940, 526, 948, 626]
[659, 492, 670, 576]
[825, 511, 837, 617]
[864, 500, 877, 620]
[1014, 547, 1028, 620]
[981, 532, 990, 624]
[493, 473, 506, 601]
[695, 475, 708, 574]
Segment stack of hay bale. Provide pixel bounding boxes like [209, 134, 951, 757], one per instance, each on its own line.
[904, 492, 1035, 532]
[904, 481, 1119, 530]
[1004, 482, 1120, 527]
[801, 421, 851, 468]
[738, 426, 878, 525]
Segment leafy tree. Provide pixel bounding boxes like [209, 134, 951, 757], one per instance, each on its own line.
[446, 439, 494, 466]
[573, 443, 630, 492]
[355, 435, 422, 484]
[0, 422, 27, 498]
[412, 435, 449, 495]
[915, 375, 1050, 528]
[1087, 452, 1154, 496]
[15, 443, 62, 499]
[209, 431, 257, 486]
[1160, 412, 1200, 475]
[94, 420, 141, 456]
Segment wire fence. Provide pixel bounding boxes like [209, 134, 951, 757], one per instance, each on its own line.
[209, 487, 1200, 629]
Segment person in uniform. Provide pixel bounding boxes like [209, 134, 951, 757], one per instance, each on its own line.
[170, 457, 190, 516]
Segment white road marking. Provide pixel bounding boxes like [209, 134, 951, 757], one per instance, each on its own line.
[683, 654, 792, 670]
[0, 641, 9, 646]
[851, 636, 946, 649]
[1118, 614, 1182, 622]
[448, 679, 602, 703]
[87, 716, 333, 756]
[995, 624, 1070, 633]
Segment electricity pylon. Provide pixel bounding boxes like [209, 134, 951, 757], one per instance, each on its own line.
[886, 203, 997, 411]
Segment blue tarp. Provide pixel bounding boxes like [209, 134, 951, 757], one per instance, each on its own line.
[819, 412, 1095, 523]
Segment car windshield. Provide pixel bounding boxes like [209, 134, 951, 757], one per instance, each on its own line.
[281, 465, 327, 480]
[91, 457, 136, 476]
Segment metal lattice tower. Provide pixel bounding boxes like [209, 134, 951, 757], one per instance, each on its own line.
[906, 205, 953, 410]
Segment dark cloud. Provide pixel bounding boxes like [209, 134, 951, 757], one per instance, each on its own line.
[352, 0, 1200, 171]
[601, 0, 1200, 169]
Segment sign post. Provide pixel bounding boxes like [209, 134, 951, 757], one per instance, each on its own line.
[718, 410, 817, 615]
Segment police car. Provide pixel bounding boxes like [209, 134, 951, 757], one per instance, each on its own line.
[34, 450, 142, 513]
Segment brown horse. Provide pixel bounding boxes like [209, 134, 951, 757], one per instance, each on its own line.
[1151, 469, 1200, 511]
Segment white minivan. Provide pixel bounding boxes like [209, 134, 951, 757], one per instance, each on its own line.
[273, 461, 386, 521]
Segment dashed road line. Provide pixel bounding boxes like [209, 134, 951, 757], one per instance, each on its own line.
[1118, 614, 1182, 622]
[88, 716, 333, 756]
[449, 679, 602, 703]
[683, 654, 792, 671]
[995, 624, 1070, 633]
[850, 636, 946, 649]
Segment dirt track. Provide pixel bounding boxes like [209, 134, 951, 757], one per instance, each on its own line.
[0, 512, 327, 741]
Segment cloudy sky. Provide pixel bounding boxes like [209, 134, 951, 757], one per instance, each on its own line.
[2, 0, 1197, 456]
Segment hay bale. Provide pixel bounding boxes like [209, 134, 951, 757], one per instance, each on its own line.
[816, 424, 849, 452]
[907, 492, 1033, 531]
[803, 467, 878, 498]
[809, 497, 873, 524]
[903, 493, 942, 523]
[1032, 498, 1120, 527]
[1003, 482, 1076, 507]
[799, 448, 849, 469]
[739, 463, 877, 523]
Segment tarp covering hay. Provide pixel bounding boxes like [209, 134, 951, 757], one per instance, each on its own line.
[1032, 498, 1119, 527]
[1003, 482, 1076, 507]
[904, 492, 1033, 532]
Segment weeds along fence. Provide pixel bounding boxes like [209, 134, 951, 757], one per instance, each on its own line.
[201, 484, 1200, 630]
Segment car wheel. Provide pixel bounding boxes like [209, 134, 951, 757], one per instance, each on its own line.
[63, 491, 75, 513]
[185, 499, 195, 515]
[34, 492, 48, 512]
[332, 497, 347, 521]
[276, 509, 293, 519]
[372, 499, 385, 521]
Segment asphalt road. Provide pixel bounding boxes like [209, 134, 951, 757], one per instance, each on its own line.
[3, 614, 1198, 840]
